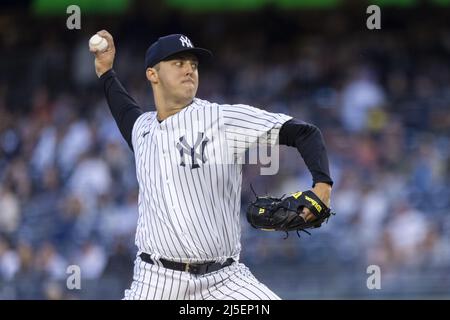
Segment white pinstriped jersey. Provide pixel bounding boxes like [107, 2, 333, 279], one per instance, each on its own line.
[131, 98, 292, 264]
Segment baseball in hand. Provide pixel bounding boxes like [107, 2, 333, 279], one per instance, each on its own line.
[89, 34, 108, 52]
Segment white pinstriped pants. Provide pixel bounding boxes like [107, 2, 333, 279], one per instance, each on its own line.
[123, 255, 281, 300]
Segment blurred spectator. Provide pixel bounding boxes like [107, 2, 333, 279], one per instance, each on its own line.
[0, 236, 19, 281]
[34, 242, 67, 280]
[0, 185, 20, 234]
[371, 201, 435, 270]
[58, 115, 93, 176]
[340, 66, 386, 132]
[68, 151, 112, 211]
[74, 240, 107, 280]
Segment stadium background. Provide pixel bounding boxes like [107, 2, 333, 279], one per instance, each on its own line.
[0, 0, 449, 299]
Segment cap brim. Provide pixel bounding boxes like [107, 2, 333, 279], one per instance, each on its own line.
[160, 47, 213, 64]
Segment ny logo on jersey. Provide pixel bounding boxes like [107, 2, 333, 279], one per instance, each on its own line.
[179, 35, 193, 48]
[176, 132, 209, 169]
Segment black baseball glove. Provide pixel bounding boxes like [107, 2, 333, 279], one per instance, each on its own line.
[246, 190, 334, 236]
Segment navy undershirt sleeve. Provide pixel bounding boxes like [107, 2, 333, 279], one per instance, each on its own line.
[279, 119, 333, 187]
[100, 69, 143, 151]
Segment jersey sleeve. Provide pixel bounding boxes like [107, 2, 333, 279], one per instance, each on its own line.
[221, 104, 292, 159]
[131, 112, 156, 153]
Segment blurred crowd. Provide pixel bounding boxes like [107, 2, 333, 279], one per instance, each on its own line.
[0, 6, 449, 298]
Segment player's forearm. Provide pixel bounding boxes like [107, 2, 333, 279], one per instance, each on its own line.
[100, 69, 143, 151]
[279, 119, 333, 187]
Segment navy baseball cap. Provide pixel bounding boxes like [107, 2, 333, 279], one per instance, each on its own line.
[144, 34, 212, 69]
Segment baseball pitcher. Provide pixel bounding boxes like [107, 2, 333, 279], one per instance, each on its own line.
[90, 30, 333, 300]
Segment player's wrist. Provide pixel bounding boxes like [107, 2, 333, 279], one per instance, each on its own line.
[313, 182, 332, 191]
[96, 65, 113, 78]
[312, 183, 331, 207]
[98, 67, 114, 79]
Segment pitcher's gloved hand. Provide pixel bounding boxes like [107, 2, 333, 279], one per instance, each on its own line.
[246, 190, 335, 236]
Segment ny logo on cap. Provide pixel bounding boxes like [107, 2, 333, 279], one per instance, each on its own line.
[176, 132, 208, 169]
[179, 35, 193, 48]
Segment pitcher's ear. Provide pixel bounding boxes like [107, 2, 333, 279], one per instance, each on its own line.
[146, 66, 159, 84]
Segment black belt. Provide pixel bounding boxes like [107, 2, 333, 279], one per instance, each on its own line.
[139, 253, 234, 275]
